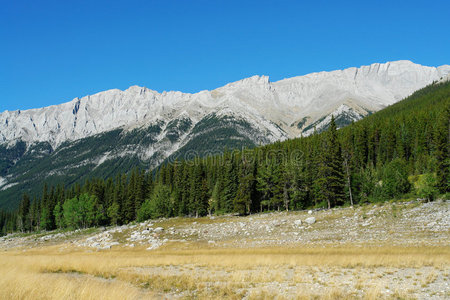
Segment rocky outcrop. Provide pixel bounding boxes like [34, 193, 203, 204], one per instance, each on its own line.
[1, 60, 449, 148]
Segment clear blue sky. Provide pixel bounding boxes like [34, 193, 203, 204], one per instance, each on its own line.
[1, 0, 449, 112]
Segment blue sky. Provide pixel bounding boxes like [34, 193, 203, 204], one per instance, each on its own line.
[1, 0, 449, 112]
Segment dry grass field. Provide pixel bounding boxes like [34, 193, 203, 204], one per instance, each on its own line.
[1, 244, 449, 299]
[1, 201, 449, 299]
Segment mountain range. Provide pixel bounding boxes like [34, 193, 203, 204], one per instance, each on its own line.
[0, 60, 449, 209]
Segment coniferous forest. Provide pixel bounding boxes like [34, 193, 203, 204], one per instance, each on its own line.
[1, 81, 449, 235]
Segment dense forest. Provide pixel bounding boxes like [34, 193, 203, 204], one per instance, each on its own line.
[1, 81, 449, 235]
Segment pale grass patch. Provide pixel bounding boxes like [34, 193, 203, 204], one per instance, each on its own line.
[295, 288, 356, 300]
[0, 260, 144, 300]
[391, 289, 417, 300]
[421, 271, 438, 287]
[230, 270, 251, 283]
[355, 278, 365, 290]
[363, 285, 383, 300]
[293, 268, 306, 283]
[248, 288, 284, 300]
[0, 244, 448, 299]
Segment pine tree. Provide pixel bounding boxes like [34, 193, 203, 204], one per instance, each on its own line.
[107, 200, 120, 225]
[342, 130, 355, 206]
[284, 158, 308, 210]
[124, 170, 136, 222]
[256, 162, 272, 211]
[188, 162, 209, 217]
[53, 201, 63, 229]
[40, 206, 51, 231]
[17, 193, 30, 232]
[178, 161, 190, 216]
[29, 198, 38, 231]
[222, 154, 238, 212]
[234, 159, 255, 215]
[133, 169, 145, 216]
[314, 116, 346, 209]
[270, 159, 284, 211]
[435, 106, 450, 193]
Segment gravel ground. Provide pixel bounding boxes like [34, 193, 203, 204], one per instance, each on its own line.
[1, 200, 449, 250]
[124, 264, 449, 300]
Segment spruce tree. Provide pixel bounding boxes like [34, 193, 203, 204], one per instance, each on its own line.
[222, 154, 238, 212]
[124, 170, 136, 222]
[234, 159, 255, 215]
[256, 162, 272, 211]
[17, 193, 30, 232]
[435, 106, 449, 193]
[313, 116, 345, 209]
[53, 201, 63, 229]
[188, 162, 209, 217]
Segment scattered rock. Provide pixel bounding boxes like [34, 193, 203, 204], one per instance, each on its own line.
[154, 227, 164, 233]
[305, 217, 316, 225]
[1, 201, 449, 252]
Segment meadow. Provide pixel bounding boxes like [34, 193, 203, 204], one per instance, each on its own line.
[1, 243, 449, 299]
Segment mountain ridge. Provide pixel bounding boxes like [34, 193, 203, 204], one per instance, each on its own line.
[1, 60, 449, 149]
[0, 60, 449, 209]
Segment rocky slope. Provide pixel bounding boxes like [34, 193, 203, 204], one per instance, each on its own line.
[2, 200, 448, 250]
[1, 60, 449, 148]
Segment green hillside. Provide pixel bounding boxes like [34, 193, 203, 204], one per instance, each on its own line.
[1, 81, 449, 234]
[0, 114, 265, 210]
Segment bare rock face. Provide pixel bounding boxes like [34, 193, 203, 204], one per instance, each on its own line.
[1, 60, 449, 149]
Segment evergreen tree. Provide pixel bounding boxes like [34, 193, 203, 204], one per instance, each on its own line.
[107, 200, 120, 225]
[222, 154, 238, 212]
[314, 116, 346, 209]
[188, 162, 209, 217]
[40, 206, 52, 231]
[234, 158, 255, 215]
[17, 193, 30, 232]
[435, 106, 450, 193]
[284, 159, 308, 210]
[256, 162, 272, 211]
[53, 201, 63, 229]
[210, 180, 221, 215]
[124, 171, 136, 222]
[358, 166, 378, 203]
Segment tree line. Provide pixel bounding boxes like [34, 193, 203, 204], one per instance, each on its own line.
[1, 81, 449, 235]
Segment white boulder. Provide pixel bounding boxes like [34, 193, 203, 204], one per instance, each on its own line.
[305, 217, 316, 225]
[294, 220, 302, 226]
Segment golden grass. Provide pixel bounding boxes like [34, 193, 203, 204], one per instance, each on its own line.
[0, 258, 145, 300]
[0, 244, 448, 299]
